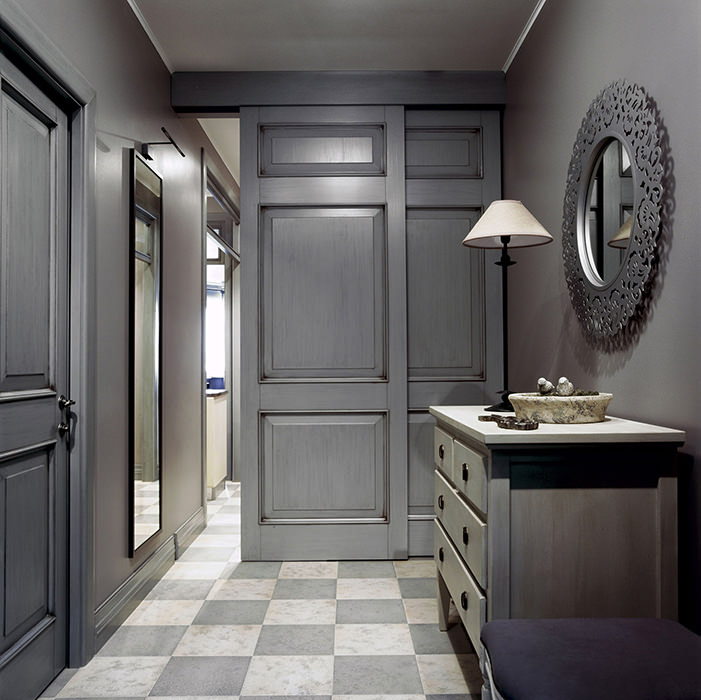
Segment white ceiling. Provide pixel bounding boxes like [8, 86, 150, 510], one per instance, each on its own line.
[129, 0, 546, 183]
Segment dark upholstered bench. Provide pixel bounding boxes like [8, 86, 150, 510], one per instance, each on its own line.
[481, 618, 701, 700]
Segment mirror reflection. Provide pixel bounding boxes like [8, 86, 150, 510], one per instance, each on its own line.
[584, 138, 633, 284]
[130, 152, 162, 555]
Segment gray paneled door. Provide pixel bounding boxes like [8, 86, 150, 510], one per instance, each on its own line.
[241, 106, 408, 560]
[0, 56, 69, 699]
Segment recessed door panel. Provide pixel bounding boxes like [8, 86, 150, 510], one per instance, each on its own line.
[261, 412, 387, 521]
[261, 207, 386, 379]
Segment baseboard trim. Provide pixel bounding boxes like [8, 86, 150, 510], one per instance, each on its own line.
[174, 506, 206, 559]
[93, 536, 175, 651]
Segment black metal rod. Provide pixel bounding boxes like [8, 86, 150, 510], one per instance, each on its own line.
[501, 236, 510, 394]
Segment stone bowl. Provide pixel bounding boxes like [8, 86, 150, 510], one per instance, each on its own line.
[508, 392, 613, 424]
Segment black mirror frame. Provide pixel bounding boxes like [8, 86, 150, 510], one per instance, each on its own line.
[562, 80, 663, 341]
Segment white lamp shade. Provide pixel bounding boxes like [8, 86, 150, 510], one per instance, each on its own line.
[608, 216, 632, 249]
[462, 200, 553, 249]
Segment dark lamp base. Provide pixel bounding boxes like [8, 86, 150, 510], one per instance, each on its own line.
[486, 391, 513, 413]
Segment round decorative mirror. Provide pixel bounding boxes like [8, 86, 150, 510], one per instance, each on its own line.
[563, 80, 663, 340]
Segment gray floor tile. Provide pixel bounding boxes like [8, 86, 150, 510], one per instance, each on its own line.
[333, 655, 424, 694]
[98, 625, 188, 656]
[273, 578, 337, 599]
[241, 696, 330, 700]
[410, 623, 472, 654]
[37, 668, 78, 697]
[226, 561, 282, 579]
[399, 577, 438, 598]
[254, 624, 335, 655]
[427, 695, 481, 700]
[217, 504, 241, 513]
[194, 600, 269, 624]
[335, 599, 407, 623]
[338, 560, 396, 578]
[149, 656, 250, 696]
[146, 579, 214, 600]
[177, 546, 236, 562]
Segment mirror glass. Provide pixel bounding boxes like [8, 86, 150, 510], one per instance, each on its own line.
[582, 137, 633, 285]
[130, 152, 162, 555]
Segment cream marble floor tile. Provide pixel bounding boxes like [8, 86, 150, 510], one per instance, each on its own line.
[279, 561, 339, 579]
[333, 696, 424, 700]
[334, 623, 414, 655]
[240, 655, 334, 696]
[207, 512, 240, 525]
[191, 534, 239, 548]
[393, 559, 437, 578]
[263, 599, 337, 625]
[173, 624, 261, 656]
[162, 561, 229, 580]
[416, 653, 483, 695]
[55, 656, 169, 697]
[150, 697, 240, 700]
[336, 578, 401, 599]
[206, 504, 223, 514]
[403, 598, 439, 624]
[123, 600, 203, 626]
[207, 578, 276, 600]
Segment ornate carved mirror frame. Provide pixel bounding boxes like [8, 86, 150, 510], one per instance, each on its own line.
[562, 80, 663, 341]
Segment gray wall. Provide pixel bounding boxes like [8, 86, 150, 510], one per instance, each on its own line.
[17, 0, 236, 607]
[504, 0, 701, 631]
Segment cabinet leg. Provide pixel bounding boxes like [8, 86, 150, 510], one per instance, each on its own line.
[437, 570, 450, 631]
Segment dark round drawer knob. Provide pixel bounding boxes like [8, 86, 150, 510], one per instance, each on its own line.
[437, 494, 445, 510]
[462, 463, 469, 481]
[438, 444, 445, 460]
[461, 591, 468, 610]
[438, 546, 444, 562]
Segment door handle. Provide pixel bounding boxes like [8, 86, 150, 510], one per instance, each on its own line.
[57, 422, 70, 437]
[58, 394, 76, 410]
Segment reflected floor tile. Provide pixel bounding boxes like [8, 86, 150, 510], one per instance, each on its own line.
[416, 654, 482, 695]
[255, 624, 335, 655]
[207, 513, 240, 525]
[149, 656, 249, 696]
[336, 599, 407, 624]
[146, 579, 214, 600]
[334, 696, 424, 700]
[97, 625, 187, 656]
[336, 578, 401, 600]
[194, 600, 269, 625]
[334, 623, 414, 655]
[264, 599, 337, 625]
[208, 578, 276, 600]
[338, 561, 396, 578]
[279, 561, 338, 579]
[394, 559, 437, 578]
[124, 600, 203, 626]
[173, 624, 260, 656]
[226, 561, 282, 579]
[333, 655, 423, 695]
[55, 656, 169, 697]
[241, 655, 334, 696]
[198, 525, 238, 537]
[162, 561, 228, 580]
[410, 623, 472, 655]
[403, 598, 439, 624]
[273, 578, 337, 599]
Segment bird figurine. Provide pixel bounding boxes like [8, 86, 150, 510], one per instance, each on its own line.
[556, 376, 575, 396]
[537, 377, 555, 395]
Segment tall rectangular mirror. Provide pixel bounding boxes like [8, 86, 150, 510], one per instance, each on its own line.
[129, 150, 162, 556]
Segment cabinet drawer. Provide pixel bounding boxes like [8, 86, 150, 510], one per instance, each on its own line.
[434, 519, 486, 653]
[434, 426, 453, 474]
[435, 470, 487, 588]
[453, 439, 488, 513]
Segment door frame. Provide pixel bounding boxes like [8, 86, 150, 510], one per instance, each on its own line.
[0, 0, 97, 667]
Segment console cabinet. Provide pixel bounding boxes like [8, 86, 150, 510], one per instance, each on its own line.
[430, 405, 685, 656]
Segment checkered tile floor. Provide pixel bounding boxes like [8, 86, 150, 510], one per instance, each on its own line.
[40, 483, 481, 699]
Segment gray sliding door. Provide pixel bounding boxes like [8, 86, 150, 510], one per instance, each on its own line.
[405, 110, 502, 554]
[240, 106, 501, 560]
[241, 106, 407, 560]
